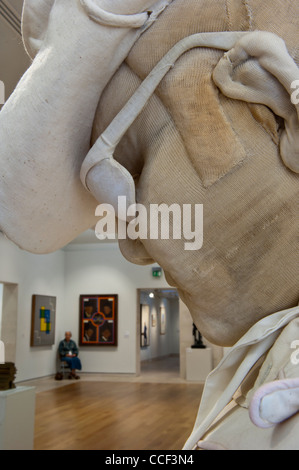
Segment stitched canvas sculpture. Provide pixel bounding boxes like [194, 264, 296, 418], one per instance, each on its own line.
[0, 0, 298, 450]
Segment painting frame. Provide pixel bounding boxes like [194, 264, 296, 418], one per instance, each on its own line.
[140, 304, 150, 348]
[160, 305, 166, 335]
[79, 294, 118, 347]
[30, 294, 56, 347]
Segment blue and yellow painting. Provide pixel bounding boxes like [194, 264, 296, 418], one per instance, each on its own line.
[31, 295, 56, 346]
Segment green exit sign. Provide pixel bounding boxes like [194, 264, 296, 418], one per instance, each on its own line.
[152, 267, 162, 278]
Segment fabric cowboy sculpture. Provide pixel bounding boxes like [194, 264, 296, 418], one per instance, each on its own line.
[0, 0, 298, 450]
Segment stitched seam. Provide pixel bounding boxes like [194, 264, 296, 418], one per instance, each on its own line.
[225, 0, 233, 31]
[244, 0, 253, 31]
[121, 61, 203, 187]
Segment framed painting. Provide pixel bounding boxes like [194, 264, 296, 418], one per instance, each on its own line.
[79, 295, 118, 346]
[140, 304, 150, 347]
[30, 295, 56, 347]
[160, 306, 166, 335]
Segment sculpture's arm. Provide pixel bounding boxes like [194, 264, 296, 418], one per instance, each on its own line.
[0, 0, 172, 253]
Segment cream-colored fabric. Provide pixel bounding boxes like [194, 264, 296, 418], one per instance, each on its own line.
[1, 0, 298, 341]
[92, 0, 299, 345]
[183, 306, 299, 450]
[213, 31, 299, 174]
[0, 0, 298, 449]
[22, 0, 172, 58]
[81, 31, 250, 216]
[22, 0, 55, 59]
[249, 378, 299, 429]
[83, 30, 299, 220]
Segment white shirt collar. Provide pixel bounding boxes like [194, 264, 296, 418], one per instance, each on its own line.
[183, 305, 299, 449]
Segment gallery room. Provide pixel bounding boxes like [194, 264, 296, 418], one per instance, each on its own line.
[0, 0, 298, 452]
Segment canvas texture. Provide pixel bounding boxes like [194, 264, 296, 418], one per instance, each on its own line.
[92, 0, 299, 345]
[0, 0, 297, 343]
[183, 306, 299, 450]
[0, 0, 298, 450]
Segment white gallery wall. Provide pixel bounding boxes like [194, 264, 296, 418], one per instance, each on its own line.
[0, 232, 222, 382]
[0, 233, 177, 381]
[139, 292, 180, 362]
[64, 243, 172, 374]
[0, 233, 65, 382]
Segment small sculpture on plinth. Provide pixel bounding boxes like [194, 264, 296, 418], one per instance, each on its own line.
[191, 323, 206, 349]
[0, 363, 17, 391]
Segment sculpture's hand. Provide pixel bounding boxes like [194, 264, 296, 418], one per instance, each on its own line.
[23, 0, 173, 59]
[249, 378, 299, 429]
[79, 0, 171, 28]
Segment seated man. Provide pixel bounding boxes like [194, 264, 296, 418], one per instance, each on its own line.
[58, 332, 82, 380]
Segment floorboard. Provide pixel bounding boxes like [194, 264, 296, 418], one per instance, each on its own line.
[34, 381, 203, 450]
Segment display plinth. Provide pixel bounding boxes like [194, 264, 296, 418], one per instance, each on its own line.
[0, 386, 36, 450]
[186, 347, 213, 382]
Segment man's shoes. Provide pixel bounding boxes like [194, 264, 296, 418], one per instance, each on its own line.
[69, 373, 80, 380]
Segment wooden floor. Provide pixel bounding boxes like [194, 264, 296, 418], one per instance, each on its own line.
[34, 381, 203, 450]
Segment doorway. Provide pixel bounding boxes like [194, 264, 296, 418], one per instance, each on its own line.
[0, 283, 3, 339]
[137, 288, 180, 380]
[0, 282, 18, 363]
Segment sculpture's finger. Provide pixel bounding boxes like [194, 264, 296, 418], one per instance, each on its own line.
[80, 0, 149, 28]
[249, 379, 299, 429]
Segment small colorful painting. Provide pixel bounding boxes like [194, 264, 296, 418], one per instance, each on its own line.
[160, 305, 166, 335]
[31, 295, 56, 346]
[79, 295, 118, 347]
